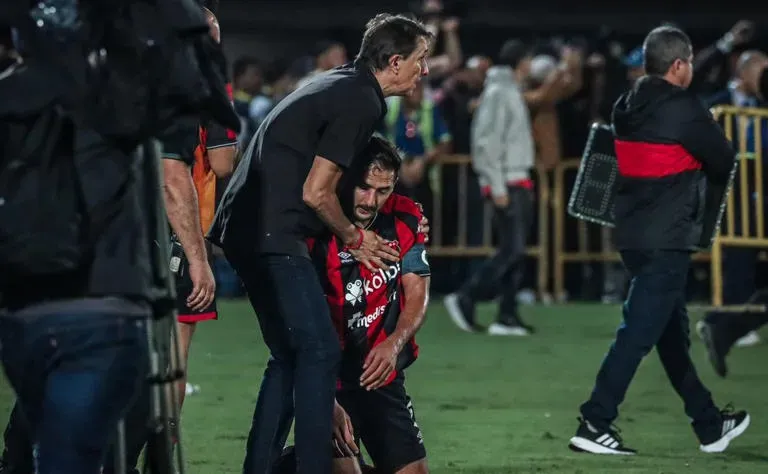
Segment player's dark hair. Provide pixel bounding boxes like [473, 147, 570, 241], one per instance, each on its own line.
[498, 39, 530, 69]
[363, 135, 403, 177]
[643, 26, 692, 76]
[232, 56, 261, 80]
[342, 136, 402, 192]
[356, 13, 433, 71]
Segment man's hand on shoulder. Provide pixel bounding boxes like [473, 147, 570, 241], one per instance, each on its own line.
[348, 229, 400, 272]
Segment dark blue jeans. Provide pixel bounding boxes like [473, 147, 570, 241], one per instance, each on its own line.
[580, 250, 722, 443]
[0, 302, 148, 474]
[226, 251, 341, 474]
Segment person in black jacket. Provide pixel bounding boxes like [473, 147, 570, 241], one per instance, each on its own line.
[568, 26, 750, 456]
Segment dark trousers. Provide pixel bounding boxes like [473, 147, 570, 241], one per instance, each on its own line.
[460, 186, 533, 322]
[704, 247, 764, 343]
[580, 250, 722, 443]
[706, 288, 768, 349]
[225, 251, 341, 474]
[0, 309, 148, 474]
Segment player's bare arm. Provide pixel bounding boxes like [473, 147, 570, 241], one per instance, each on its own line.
[163, 159, 215, 311]
[207, 143, 237, 178]
[304, 156, 400, 271]
[360, 273, 430, 391]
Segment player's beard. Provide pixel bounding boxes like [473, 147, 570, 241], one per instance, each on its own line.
[355, 206, 377, 227]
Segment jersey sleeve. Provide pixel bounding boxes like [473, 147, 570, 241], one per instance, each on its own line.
[402, 243, 430, 276]
[315, 90, 380, 168]
[389, 194, 430, 276]
[158, 117, 199, 166]
[205, 119, 238, 150]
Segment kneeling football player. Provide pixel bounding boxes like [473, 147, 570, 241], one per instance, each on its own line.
[275, 136, 430, 474]
[318, 136, 431, 474]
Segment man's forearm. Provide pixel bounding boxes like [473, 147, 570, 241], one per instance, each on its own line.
[389, 276, 430, 350]
[164, 178, 208, 263]
[308, 191, 359, 246]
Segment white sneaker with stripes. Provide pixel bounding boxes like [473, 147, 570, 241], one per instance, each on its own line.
[569, 418, 637, 455]
[700, 408, 750, 453]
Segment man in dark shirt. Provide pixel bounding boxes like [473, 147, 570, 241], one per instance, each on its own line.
[568, 26, 749, 456]
[208, 13, 432, 474]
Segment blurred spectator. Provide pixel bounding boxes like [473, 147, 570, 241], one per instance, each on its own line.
[691, 20, 755, 97]
[296, 40, 347, 89]
[232, 56, 270, 147]
[435, 56, 490, 288]
[382, 80, 452, 228]
[444, 38, 536, 336]
[267, 58, 305, 103]
[528, 45, 583, 171]
[624, 46, 645, 83]
[420, 0, 463, 87]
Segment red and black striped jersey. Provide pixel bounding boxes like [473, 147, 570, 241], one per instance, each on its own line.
[308, 194, 429, 388]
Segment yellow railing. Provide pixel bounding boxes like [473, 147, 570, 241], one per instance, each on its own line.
[709, 106, 768, 307]
[429, 154, 551, 299]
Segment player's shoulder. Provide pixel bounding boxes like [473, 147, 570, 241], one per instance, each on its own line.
[381, 194, 422, 238]
[381, 193, 422, 218]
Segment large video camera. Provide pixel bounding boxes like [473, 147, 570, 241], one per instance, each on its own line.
[1, 0, 238, 138]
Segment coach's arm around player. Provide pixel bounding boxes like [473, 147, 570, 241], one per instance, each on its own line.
[304, 156, 402, 272]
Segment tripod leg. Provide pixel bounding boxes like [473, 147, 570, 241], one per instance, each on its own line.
[113, 420, 126, 474]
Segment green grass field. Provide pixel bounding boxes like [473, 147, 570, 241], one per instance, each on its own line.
[2, 301, 767, 473]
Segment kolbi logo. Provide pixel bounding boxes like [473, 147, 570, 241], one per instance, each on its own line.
[362, 263, 400, 296]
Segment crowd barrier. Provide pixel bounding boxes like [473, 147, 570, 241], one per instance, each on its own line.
[428, 154, 551, 299]
[709, 106, 768, 308]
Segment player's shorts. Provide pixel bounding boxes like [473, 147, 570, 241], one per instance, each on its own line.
[172, 242, 218, 324]
[336, 374, 426, 472]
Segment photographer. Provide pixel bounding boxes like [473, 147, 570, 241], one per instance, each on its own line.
[0, 1, 239, 472]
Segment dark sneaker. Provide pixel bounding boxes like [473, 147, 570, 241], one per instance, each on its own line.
[699, 406, 750, 453]
[697, 320, 729, 378]
[568, 418, 637, 455]
[444, 293, 484, 332]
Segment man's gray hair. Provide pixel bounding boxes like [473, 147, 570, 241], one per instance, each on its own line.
[643, 26, 692, 76]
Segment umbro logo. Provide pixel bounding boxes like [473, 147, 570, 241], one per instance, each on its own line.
[338, 251, 356, 265]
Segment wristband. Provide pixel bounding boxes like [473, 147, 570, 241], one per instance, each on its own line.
[348, 228, 364, 250]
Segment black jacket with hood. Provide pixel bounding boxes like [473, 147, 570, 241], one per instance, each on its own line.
[611, 75, 735, 251]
